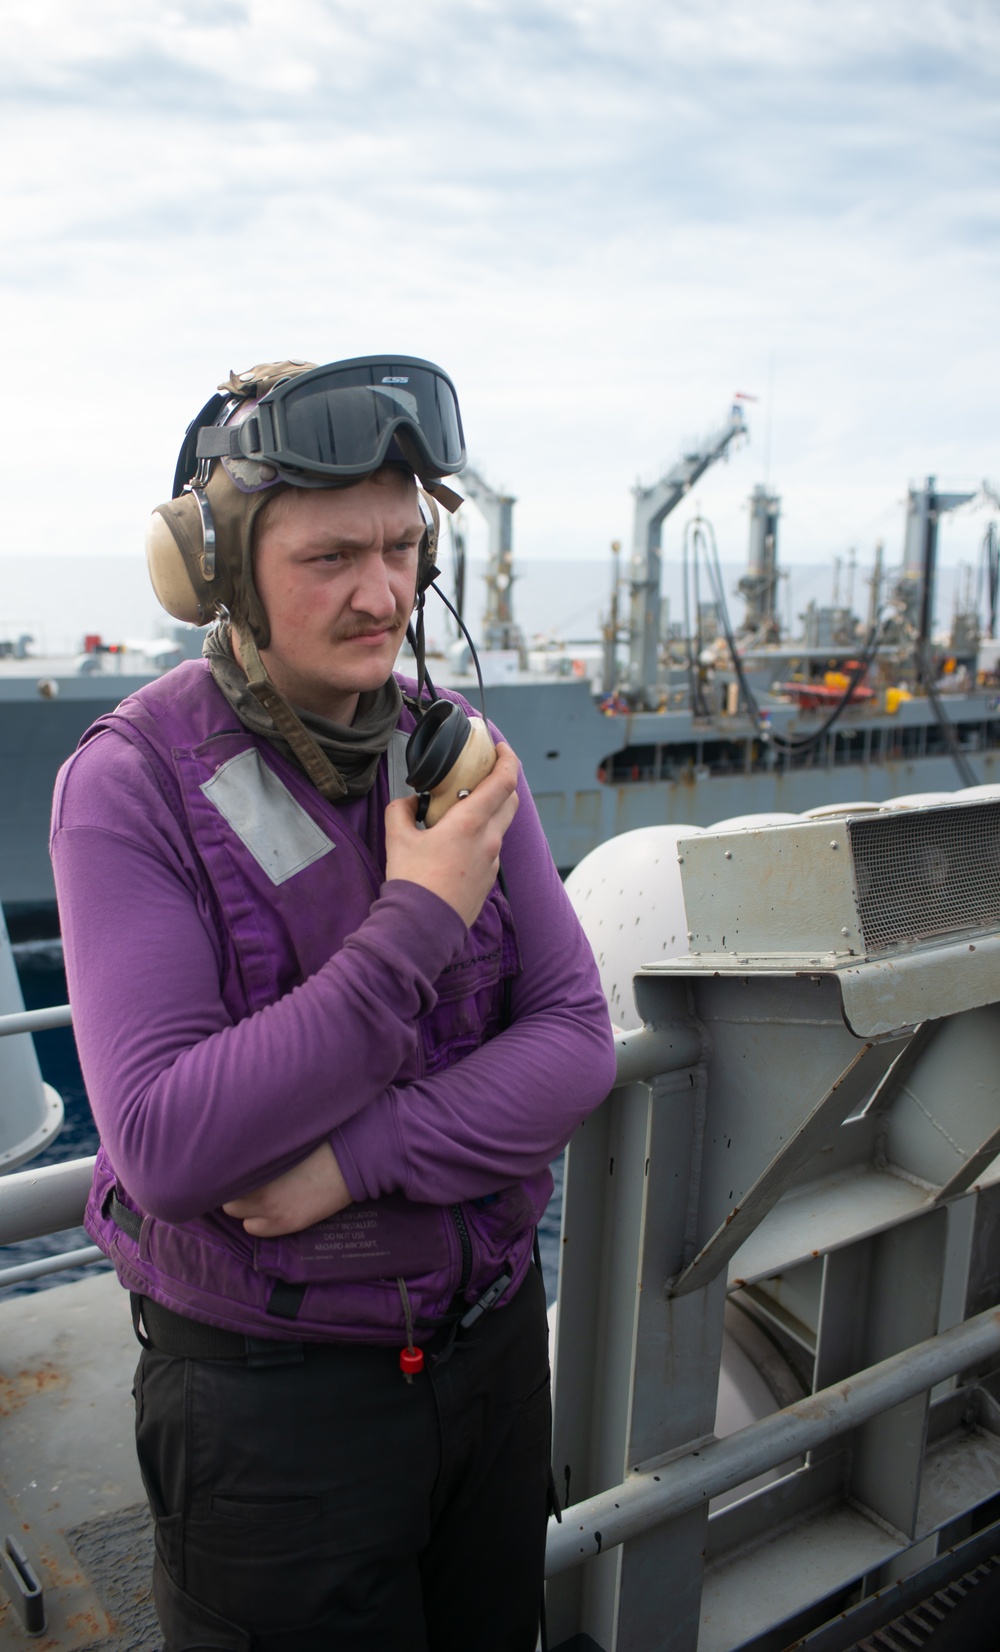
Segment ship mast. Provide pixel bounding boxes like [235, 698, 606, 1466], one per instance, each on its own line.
[601, 540, 623, 695]
[457, 465, 526, 660]
[626, 403, 747, 705]
[897, 476, 975, 644]
[738, 484, 782, 642]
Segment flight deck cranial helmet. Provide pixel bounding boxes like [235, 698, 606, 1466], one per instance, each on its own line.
[146, 356, 467, 646]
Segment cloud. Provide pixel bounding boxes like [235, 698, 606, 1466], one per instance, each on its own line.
[6, 1, 998, 263]
[0, 0, 997, 590]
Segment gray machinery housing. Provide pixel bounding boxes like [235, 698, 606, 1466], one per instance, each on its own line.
[552, 797, 1000, 1651]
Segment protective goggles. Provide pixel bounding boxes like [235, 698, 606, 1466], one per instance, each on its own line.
[190, 356, 465, 485]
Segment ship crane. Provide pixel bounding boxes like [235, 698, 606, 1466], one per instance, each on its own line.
[626, 402, 747, 704]
[456, 465, 526, 661]
[899, 475, 977, 645]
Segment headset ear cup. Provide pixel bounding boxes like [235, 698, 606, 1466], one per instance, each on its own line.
[146, 497, 217, 625]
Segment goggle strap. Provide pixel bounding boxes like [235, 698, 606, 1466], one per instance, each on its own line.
[195, 424, 466, 491]
[172, 391, 229, 498]
[238, 629, 349, 802]
[422, 480, 464, 513]
[196, 427, 243, 460]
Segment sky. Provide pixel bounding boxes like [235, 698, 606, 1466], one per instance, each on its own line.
[2, 0, 998, 629]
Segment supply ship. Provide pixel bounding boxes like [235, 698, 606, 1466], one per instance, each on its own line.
[3, 404, 998, 920]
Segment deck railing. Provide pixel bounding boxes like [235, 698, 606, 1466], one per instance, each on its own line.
[0, 1001, 99, 1283]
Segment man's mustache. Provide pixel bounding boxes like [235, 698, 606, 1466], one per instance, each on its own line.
[332, 613, 407, 642]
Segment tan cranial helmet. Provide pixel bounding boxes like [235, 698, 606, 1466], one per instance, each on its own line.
[146, 356, 462, 645]
[146, 361, 317, 645]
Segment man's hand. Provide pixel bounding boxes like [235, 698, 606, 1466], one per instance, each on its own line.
[386, 741, 520, 928]
[222, 1141, 352, 1237]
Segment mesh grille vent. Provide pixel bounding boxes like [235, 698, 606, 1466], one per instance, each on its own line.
[848, 801, 1000, 952]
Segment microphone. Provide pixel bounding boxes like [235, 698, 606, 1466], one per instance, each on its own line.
[404, 701, 497, 826]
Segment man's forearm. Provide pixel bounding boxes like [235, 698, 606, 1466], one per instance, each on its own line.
[333, 999, 617, 1207]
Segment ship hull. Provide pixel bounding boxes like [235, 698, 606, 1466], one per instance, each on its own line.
[3, 671, 998, 908]
[484, 678, 1000, 871]
[0, 674, 155, 919]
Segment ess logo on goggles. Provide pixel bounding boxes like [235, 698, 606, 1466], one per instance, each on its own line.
[193, 357, 465, 483]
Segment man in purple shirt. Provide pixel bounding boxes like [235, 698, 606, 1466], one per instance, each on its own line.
[51, 358, 616, 1650]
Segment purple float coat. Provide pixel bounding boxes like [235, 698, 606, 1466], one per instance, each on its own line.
[51, 660, 616, 1344]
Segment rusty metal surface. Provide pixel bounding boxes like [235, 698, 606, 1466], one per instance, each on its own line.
[0, 1487, 112, 1652]
[0, 1271, 148, 1649]
[0, 1271, 143, 1529]
[63, 1506, 157, 1652]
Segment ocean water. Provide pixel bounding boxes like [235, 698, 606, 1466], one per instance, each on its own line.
[4, 946, 565, 1306]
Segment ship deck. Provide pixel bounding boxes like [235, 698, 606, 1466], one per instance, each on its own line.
[0, 1270, 156, 1648]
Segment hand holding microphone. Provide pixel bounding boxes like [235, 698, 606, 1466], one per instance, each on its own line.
[404, 700, 498, 825]
[386, 706, 519, 926]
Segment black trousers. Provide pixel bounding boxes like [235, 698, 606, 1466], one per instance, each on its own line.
[133, 1266, 551, 1651]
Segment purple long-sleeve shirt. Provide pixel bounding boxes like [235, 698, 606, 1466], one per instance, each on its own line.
[51, 691, 616, 1228]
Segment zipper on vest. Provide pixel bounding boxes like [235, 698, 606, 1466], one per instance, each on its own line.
[450, 1204, 473, 1292]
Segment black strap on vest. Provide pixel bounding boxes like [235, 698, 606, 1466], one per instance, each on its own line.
[110, 1190, 307, 1339]
[110, 1192, 142, 1240]
[265, 1280, 307, 1319]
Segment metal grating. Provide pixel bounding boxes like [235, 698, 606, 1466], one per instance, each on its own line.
[848, 801, 1000, 953]
[853, 1554, 1000, 1651]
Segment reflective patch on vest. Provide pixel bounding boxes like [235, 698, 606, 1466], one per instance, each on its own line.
[200, 748, 334, 885]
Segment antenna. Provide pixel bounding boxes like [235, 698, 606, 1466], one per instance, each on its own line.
[763, 350, 776, 487]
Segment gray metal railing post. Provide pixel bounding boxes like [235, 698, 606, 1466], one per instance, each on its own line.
[611, 1021, 702, 1086]
[0, 1004, 73, 1037]
[0, 1156, 96, 1245]
[0, 1245, 106, 1288]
